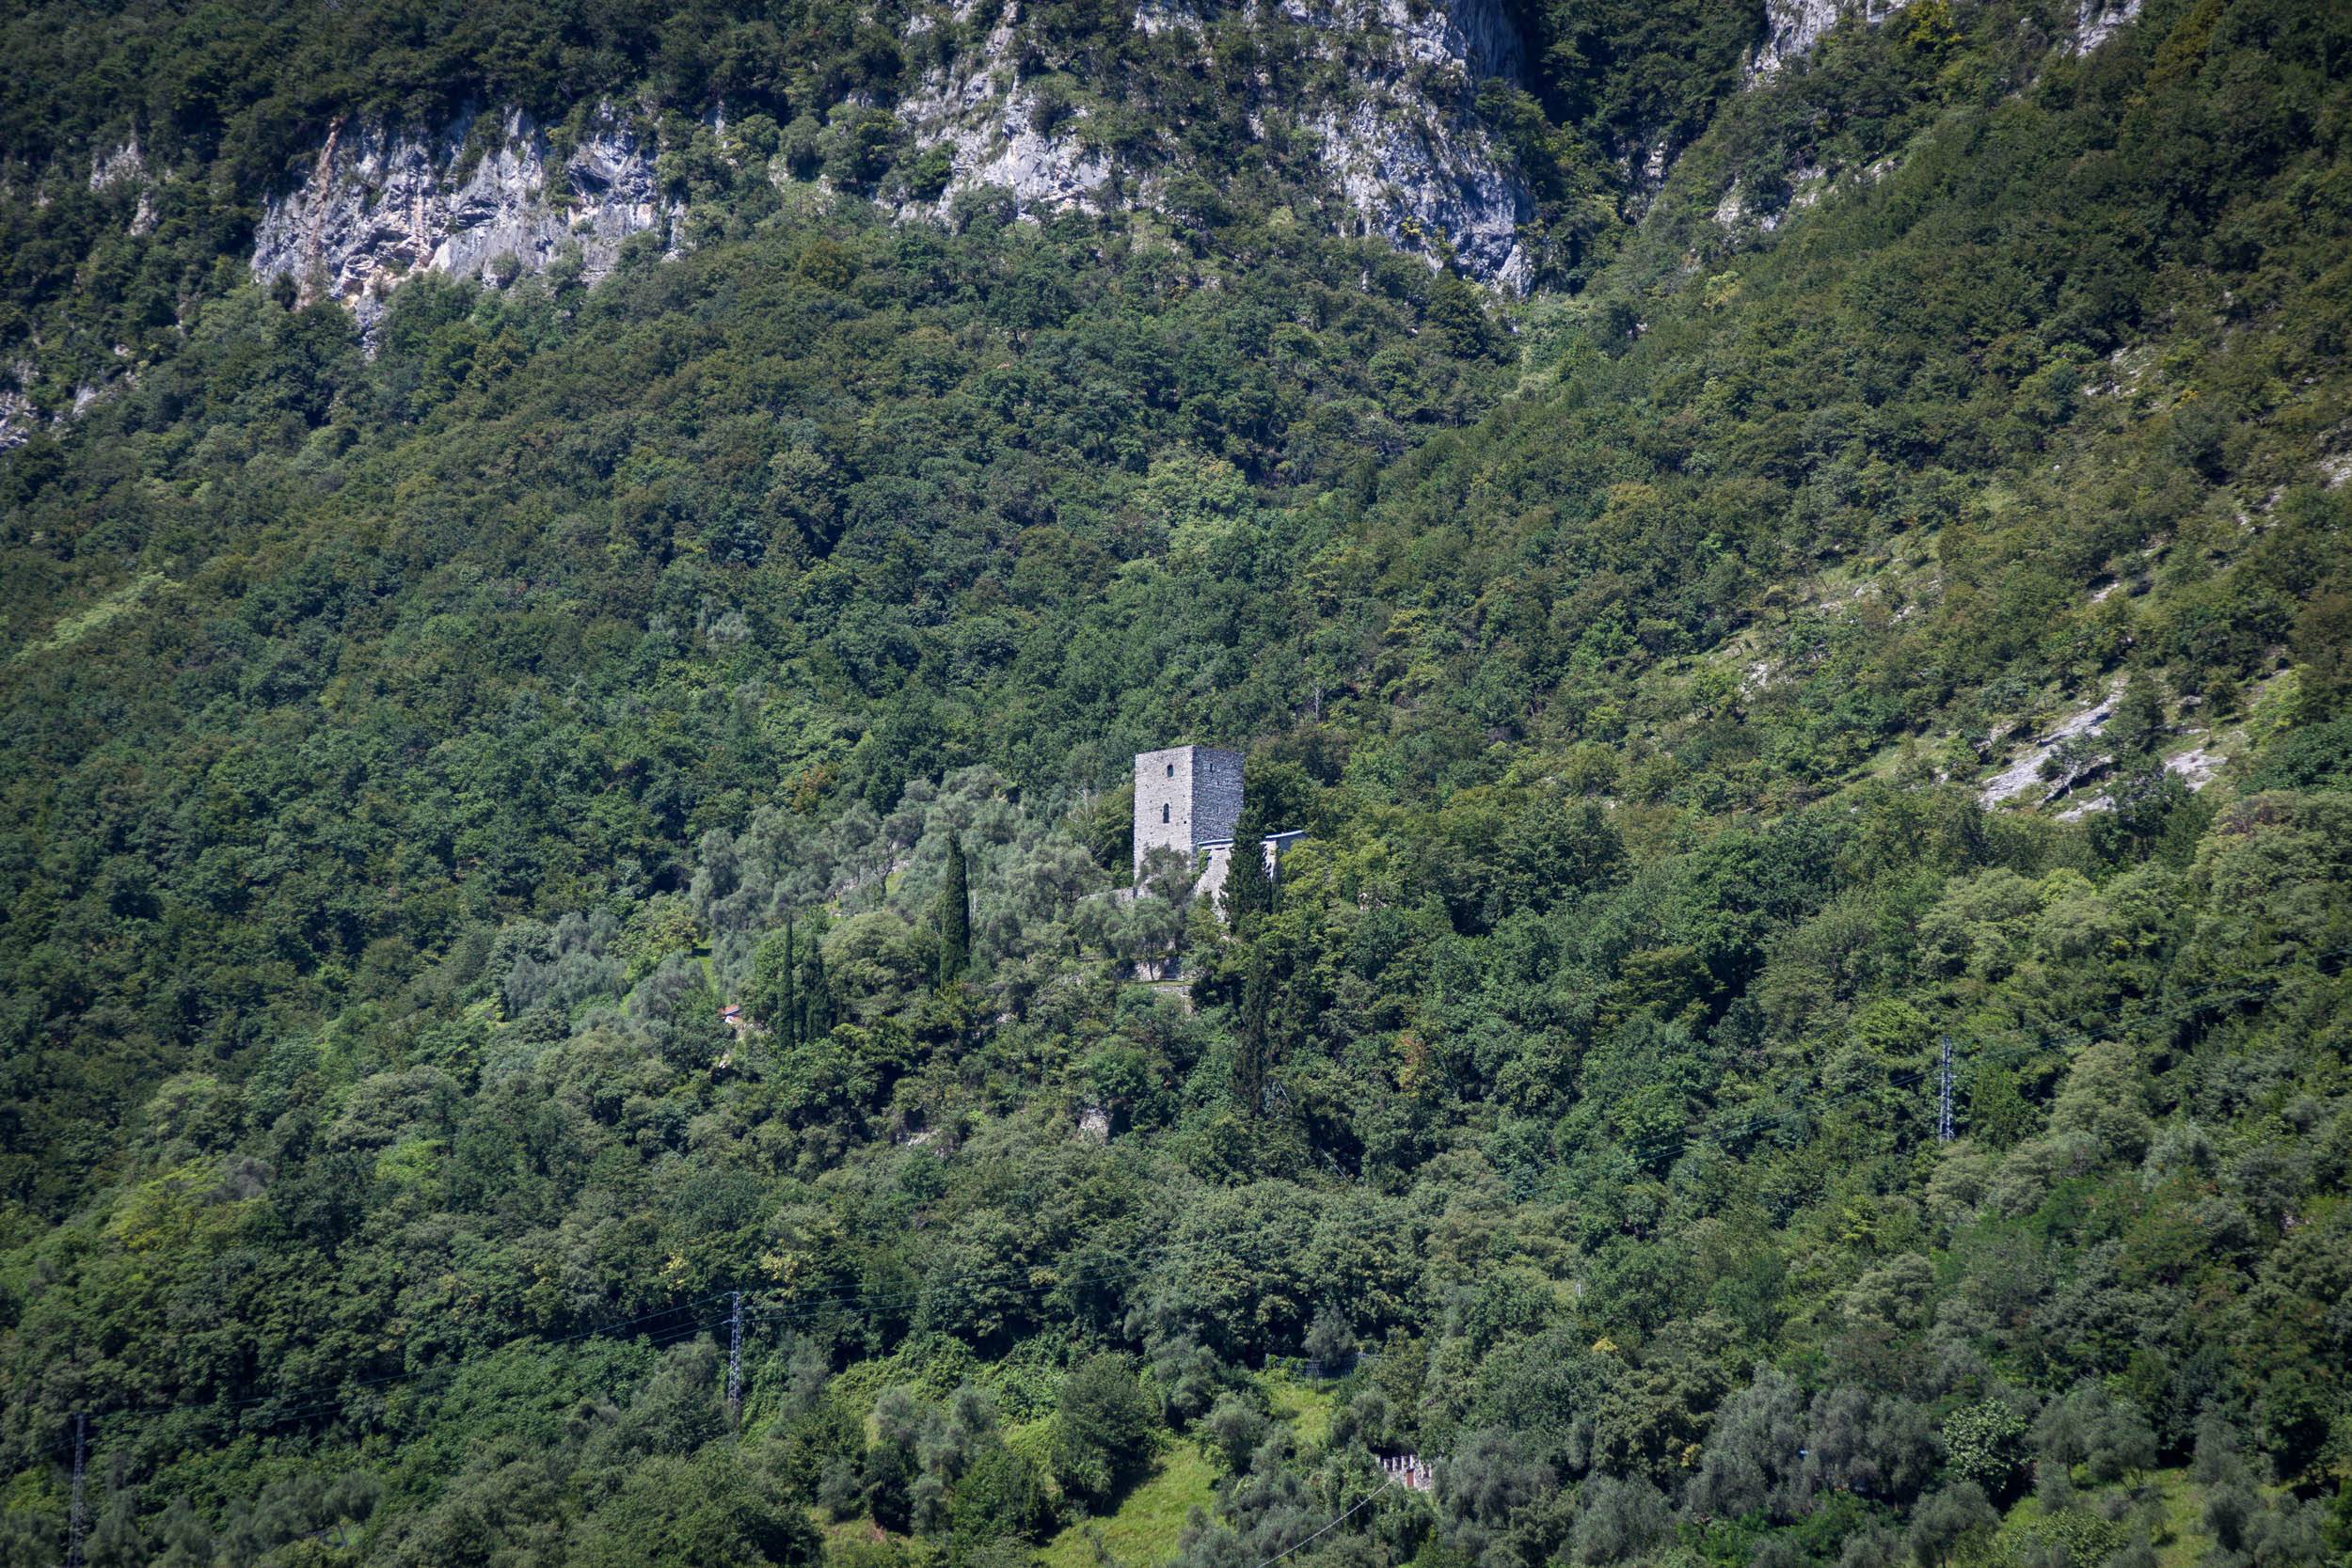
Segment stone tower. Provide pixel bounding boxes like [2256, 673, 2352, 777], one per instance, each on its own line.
[1133, 745, 1245, 881]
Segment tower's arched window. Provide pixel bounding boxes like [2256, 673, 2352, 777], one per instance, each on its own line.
[1162, 803, 1170, 824]
[1166, 763, 1174, 777]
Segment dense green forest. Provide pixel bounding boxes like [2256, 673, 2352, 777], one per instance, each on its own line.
[3, 0, 2351, 1563]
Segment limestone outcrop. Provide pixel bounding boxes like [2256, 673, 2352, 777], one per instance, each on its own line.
[890, 0, 1534, 291]
[250, 108, 680, 331]
[0, 388, 37, 452]
[1750, 0, 2139, 80]
[2073, 0, 2143, 54]
[253, 0, 1539, 313]
[1747, 0, 1908, 80]
[1283, 0, 1533, 290]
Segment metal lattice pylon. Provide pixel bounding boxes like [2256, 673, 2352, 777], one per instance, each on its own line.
[67, 1412, 87, 1568]
[1937, 1035, 1956, 1143]
[726, 1291, 744, 1423]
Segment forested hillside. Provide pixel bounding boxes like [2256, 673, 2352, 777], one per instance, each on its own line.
[2, 0, 2350, 1563]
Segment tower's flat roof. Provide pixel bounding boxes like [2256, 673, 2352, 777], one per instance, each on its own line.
[1194, 829, 1306, 850]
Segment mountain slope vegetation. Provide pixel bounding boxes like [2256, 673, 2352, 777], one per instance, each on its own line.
[1, 0, 2350, 1564]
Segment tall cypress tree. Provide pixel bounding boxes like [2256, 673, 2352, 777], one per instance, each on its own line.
[938, 832, 971, 986]
[1223, 833, 1274, 927]
[780, 914, 798, 1050]
[1235, 944, 1275, 1117]
[747, 915, 799, 1048]
[800, 917, 833, 1042]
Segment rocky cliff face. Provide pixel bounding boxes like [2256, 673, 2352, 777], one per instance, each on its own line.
[890, 0, 1534, 289]
[1746, 0, 1907, 79]
[1280, 0, 1533, 290]
[1749, 0, 2139, 79]
[0, 389, 37, 452]
[889, 8, 1120, 220]
[89, 139, 159, 237]
[250, 108, 679, 331]
[2072, 0, 2143, 54]
[252, 0, 1537, 315]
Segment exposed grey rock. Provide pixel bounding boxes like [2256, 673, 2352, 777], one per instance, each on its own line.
[260, 0, 1537, 301]
[1747, 0, 1907, 80]
[892, 11, 1119, 221]
[1979, 683, 2122, 808]
[2072, 0, 2142, 54]
[251, 107, 681, 332]
[1280, 0, 1522, 81]
[1750, 0, 2137, 80]
[90, 139, 160, 235]
[2165, 744, 2221, 789]
[89, 140, 146, 191]
[1712, 161, 1848, 238]
[1270, 0, 1532, 289]
[1132, 0, 1203, 35]
[892, 0, 1534, 291]
[0, 388, 36, 452]
[1308, 96, 1531, 290]
[1751, 0, 1841, 79]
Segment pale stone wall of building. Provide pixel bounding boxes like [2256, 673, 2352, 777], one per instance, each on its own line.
[1194, 831, 1305, 908]
[1133, 745, 1247, 879]
[1135, 746, 1196, 879]
[1196, 840, 1232, 905]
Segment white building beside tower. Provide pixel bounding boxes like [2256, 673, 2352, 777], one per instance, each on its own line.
[1132, 745, 1303, 905]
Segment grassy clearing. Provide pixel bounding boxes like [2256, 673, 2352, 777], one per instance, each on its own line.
[1032, 1368, 1342, 1568]
[14, 571, 167, 663]
[1037, 1443, 1218, 1568]
[2145, 1467, 2210, 1568]
[814, 1510, 907, 1557]
[1262, 1370, 1340, 1451]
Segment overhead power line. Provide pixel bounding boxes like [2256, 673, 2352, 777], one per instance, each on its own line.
[1253, 1487, 1386, 1568]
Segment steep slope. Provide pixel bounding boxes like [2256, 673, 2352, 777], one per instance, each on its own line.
[1, 0, 2350, 1564]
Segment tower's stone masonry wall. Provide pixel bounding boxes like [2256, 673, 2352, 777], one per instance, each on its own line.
[1134, 747, 1192, 878]
[1188, 749, 1246, 849]
[1133, 745, 1245, 879]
